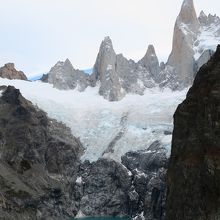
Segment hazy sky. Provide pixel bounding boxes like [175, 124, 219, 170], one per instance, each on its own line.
[0, 0, 220, 76]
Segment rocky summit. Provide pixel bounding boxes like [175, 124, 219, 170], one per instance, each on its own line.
[167, 0, 199, 87]
[166, 45, 220, 220]
[91, 36, 125, 101]
[0, 63, 27, 80]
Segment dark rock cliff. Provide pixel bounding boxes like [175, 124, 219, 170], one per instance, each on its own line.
[0, 86, 84, 219]
[166, 45, 220, 220]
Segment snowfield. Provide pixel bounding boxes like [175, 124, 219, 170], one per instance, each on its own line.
[0, 79, 188, 162]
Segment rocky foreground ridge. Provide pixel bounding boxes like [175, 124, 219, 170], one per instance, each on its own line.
[166, 45, 220, 220]
[41, 0, 220, 101]
[0, 86, 168, 219]
[0, 85, 84, 219]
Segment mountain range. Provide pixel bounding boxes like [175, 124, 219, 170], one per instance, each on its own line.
[0, 0, 220, 219]
[38, 0, 220, 101]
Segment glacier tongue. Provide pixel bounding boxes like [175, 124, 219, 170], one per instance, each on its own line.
[0, 78, 187, 162]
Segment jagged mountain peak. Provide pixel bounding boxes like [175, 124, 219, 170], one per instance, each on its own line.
[198, 10, 220, 26]
[64, 58, 73, 66]
[100, 36, 114, 51]
[140, 44, 158, 64]
[182, 0, 194, 7]
[177, 0, 199, 31]
[45, 58, 89, 91]
[103, 36, 112, 42]
[199, 10, 207, 18]
[54, 58, 73, 68]
[37, 0, 220, 100]
[146, 44, 156, 56]
[167, 0, 201, 88]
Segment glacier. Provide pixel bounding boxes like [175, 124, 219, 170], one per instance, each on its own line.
[0, 78, 187, 162]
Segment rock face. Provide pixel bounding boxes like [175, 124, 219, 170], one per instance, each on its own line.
[0, 86, 84, 219]
[45, 59, 89, 91]
[167, 0, 199, 88]
[0, 63, 27, 80]
[166, 45, 220, 220]
[74, 158, 132, 216]
[91, 37, 157, 101]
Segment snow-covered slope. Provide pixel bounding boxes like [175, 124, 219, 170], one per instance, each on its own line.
[194, 12, 220, 59]
[0, 78, 187, 162]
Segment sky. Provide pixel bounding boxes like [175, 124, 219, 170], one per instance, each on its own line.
[0, 0, 220, 76]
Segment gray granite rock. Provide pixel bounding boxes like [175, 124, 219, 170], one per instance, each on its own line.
[40, 0, 220, 100]
[198, 10, 220, 27]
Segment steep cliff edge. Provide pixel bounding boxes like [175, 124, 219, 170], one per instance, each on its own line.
[0, 86, 84, 219]
[166, 45, 220, 220]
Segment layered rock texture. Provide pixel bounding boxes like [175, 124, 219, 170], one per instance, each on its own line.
[0, 63, 27, 80]
[0, 86, 84, 219]
[139, 45, 160, 81]
[166, 45, 220, 219]
[40, 0, 220, 101]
